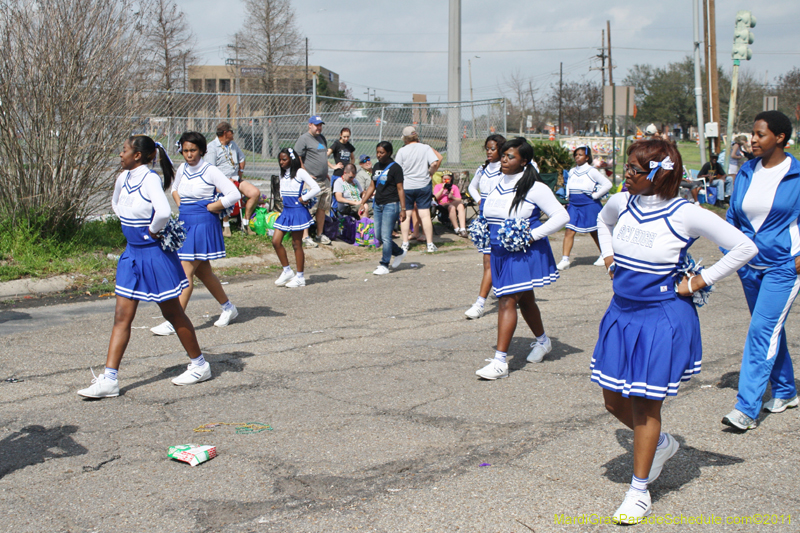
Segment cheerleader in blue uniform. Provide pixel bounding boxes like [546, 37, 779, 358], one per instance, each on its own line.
[272, 148, 321, 288]
[475, 138, 569, 380]
[592, 140, 756, 523]
[464, 134, 505, 319]
[78, 136, 213, 398]
[557, 146, 612, 270]
[150, 131, 242, 336]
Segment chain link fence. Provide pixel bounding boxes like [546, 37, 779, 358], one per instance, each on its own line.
[135, 92, 507, 176]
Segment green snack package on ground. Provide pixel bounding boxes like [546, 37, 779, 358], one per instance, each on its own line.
[168, 444, 216, 466]
[253, 207, 268, 235]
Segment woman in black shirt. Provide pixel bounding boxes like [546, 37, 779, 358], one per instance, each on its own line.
[358, 141, 407, 275]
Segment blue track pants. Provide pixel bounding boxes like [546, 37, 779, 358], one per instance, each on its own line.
[735, 261, 799, 419]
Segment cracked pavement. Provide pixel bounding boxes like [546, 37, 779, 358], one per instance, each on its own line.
[0, 234, 798, 532]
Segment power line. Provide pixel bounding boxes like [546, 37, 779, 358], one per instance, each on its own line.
[310, 47, 594, 54]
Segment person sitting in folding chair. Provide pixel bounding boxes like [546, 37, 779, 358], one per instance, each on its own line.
[332, 164, 363, 217]
[432, 170, 468, 237]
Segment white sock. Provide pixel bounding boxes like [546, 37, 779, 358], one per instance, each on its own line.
[561, 255, 569, 262]
[536, 333, 548, 345]
[221, 300, 235, 312]
[630, 475, 648, 493]
[296, 272, 304, 279]
[283, 265, 293, 274]
[190, 354, 206, 367]
[494, 350, 507, 363]
[656, 433, 668, 449]
[104, 367, 118, 381]
[223, 221, 230, 227]
[475, 296, 486, 308]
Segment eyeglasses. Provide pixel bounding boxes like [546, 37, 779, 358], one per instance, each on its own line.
[623, 164, 648, 175]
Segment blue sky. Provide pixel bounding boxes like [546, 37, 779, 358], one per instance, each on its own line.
[179, 0, 799, 102]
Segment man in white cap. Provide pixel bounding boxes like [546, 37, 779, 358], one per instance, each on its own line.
[644, 124, 660, 139]
[294, 115, 332, 247]
[394, 125, 443, 252]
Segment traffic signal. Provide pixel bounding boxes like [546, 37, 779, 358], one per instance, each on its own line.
[732, 11, 756, 61]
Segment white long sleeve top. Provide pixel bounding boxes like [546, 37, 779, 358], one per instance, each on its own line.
[281, 168, 321, 202]
[597, 192, 757, 301]
[483, 171, 570, 244]
[566, 163, 613, 200]
[112, 166, 171, 244]
[172, 161, 241, 208]
[468, 161, 502, 202]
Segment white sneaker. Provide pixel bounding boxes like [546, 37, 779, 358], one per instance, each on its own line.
[426, 243, 438, 253]
[465, 304, 485, 319]
[151, 320, 175, 336]
[613, 489, 652, 525]
[648, 433, 679, 482]
[275, 269, 295, 286]
[214, 305, 238, 327]
[391, 250, 407, 269]
[316, 234, 332, 245]
[401, 242, 409, 252]
[475, 359, 508, 380]
[373, 265, 390, 275]
[556, 258, 571, 270]
[302, 237, 318, 248]
[763, 395, 799, 413]
[593, 255, 606, 266]
[77, 369, 119, 398]
[285, 276, 306, 287]
[172, 362, 212, 386]
[527, 337, 552, 363]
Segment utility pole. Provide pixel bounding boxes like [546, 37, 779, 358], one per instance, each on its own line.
[305, 38, 309, 94]
[708, 0, 721, 154]
[447, 0, 461, 163]
[558, 62, 563, 136]
[590, 30, 606, 86]
[608, 20, 616, 177]
[607, 21, 614, 86]
[693, 0, 707, 165]
[469, 58, 476, 139]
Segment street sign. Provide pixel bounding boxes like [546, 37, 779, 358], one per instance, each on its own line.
[764, 96, 778, 111]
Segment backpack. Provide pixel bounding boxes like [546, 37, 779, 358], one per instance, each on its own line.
[355, 217, 378, 247]
[323, 215, 340, 241]
[338, 215, 357, 244]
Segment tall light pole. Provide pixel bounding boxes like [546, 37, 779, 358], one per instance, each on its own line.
[693, 0, 707, 165]
[447, 0, 461, 163]
[468, 56, 478, 139]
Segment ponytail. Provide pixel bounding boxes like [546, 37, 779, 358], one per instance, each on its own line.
[128, 135, 175, 190]
[499, 137, 539, 215]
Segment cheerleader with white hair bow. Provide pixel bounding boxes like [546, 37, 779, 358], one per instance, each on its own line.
[592, 139, 756, 524]
[557, 145, 612, 270]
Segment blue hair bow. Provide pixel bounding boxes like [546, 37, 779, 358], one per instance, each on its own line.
[646, 156, 674, 181]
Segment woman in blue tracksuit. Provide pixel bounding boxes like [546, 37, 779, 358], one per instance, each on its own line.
[722, 110, 800, 431]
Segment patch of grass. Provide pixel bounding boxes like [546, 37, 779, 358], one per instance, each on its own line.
[0, 217, 126, 281]
[222, 231, 275, 257]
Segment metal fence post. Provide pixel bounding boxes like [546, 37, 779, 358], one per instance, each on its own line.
[503, 99, 508, 137]
[379, 106, 385, 141]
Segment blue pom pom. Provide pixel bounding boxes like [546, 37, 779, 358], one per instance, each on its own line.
[674, 252, 714, 307]
[497, 218, 532, 252]
[214, 193, 236, 220]
[159, 217, 187, 252]
[467, 215, 490, 250]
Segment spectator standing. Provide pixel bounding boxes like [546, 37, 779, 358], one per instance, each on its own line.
[728, 135, 745, 176]
[294, 115, 332, 247]
[205, 121, 261, 236]
[394, 126, 443, 252]
[328, 128, 356, 184]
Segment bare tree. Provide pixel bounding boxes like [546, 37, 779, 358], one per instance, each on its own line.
[147, 0, 197, 92]
[501, 70, 545, 134]
[0, 0, 154, 234]
[237, 0, 304, 94]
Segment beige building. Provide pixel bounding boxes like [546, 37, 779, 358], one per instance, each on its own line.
[187, 64, 339, 94]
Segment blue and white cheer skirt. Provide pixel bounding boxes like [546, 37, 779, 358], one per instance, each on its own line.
[590, 294, 702, 399]
[566, 194, 603, 233]
[115, 242, 188, 302]
[490, 238, 559, 296]
[274, 196, 313, 232]
[177, 202, 226, 261]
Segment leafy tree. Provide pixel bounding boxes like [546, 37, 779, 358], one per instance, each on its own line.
[774, 67, 800, 125]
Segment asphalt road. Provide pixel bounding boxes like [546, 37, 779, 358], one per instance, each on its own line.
[0, 234, 797, 532]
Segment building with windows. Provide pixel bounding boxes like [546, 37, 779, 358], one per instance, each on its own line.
[187, 65, 339, 94]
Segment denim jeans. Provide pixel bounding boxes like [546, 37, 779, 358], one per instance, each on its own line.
[711, 177, 733, 199]
[373, 201, 403, 266]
